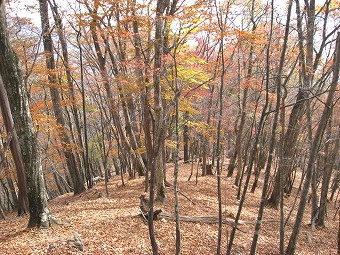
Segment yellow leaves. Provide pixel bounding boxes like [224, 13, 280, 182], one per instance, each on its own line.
[179, 99, 200, 116]
[165, 139, 178, 149]
[187, 121, 216, 139]
[167, 47, 212, 88]
[131, 146, 147, 155]
[33, 113, 58, 132]
[316, 0, 340, 16]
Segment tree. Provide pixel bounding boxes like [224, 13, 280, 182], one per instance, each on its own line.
[250, 0, 293, 253]
[0, 75, 28, 216]
[226, 0, 273, 253]
[286, 31, 339, 255]
[47, 0, 92, 189]
[38, 0, 85, 195]
[0, 0, 52, 228]
[317, 123, 340, 227]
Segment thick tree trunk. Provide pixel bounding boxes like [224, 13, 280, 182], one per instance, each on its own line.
[0, 2, 52, 228]
[286, 31, 339, 255]
[267, 89, 306, 208]
[267, 0, 314, 208]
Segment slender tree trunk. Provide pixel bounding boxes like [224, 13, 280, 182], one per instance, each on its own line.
[152, 0, 166, 203]
[0, 76, 28, 215]
[228, 6, 255, 182]
[215, 3, 227, 253]
[86, 5, 147, 178]
[317, 124, 340, 227]
[76, 28, 91, 191]
[226, 0, 272, 252]
[183, 111, 190, 163]
[267, 0, 314, 208]
[38, 0, 84, 195]
[173, 53, 181, 255]
[250, 0, 290, 252]
[48, 0, 92, 189]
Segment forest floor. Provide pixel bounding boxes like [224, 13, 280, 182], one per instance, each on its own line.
[0, 161, 338, 254]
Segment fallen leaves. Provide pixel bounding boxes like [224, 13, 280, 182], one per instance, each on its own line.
[0, 162, 338, 254]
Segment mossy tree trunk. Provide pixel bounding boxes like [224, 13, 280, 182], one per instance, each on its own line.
[0, 2, 52, 228]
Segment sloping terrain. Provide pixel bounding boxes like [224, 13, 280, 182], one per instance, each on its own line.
[0, 162, 338, 254]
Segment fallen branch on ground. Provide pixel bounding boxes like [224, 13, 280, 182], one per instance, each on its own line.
[159, 212, 246, 232]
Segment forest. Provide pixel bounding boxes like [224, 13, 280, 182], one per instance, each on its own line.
[0, 0, 339, 254]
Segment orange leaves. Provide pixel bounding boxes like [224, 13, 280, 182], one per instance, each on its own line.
[240, 77, 263, 90]
[235, 28, 267, 46]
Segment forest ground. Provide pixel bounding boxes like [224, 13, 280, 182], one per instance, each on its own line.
[0, 161, 338, 254]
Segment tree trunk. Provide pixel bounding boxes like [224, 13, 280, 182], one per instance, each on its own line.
[0, 2, 52, 228]
[226, 0, 271, 252]
[250, 0, 289, 252]
[229, 18, 255, 182]
[85, 4, 147, 178]
[267, 0, 314, 208]
[152, 0, 166, 203]
[215, 4, 228, 252]
[286, 31, 339, 255]
[38, 0, 85, 195]
[0, 76, 28, 215]
[48, 0, 92, 189]
[183, 112, 190, 163]
[317, 125, 340, 227]
[202, 85, 214, 176]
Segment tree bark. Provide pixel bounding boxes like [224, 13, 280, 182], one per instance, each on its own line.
[317, 125, 340, 227]
[183, 112, 190, 163]
[0, 2, 52, 228]
[286, 31, 339, 255]
[38, 0, 85, 195]
[48, 0, 92, 189]
[0, 75, 28, 215]
[226, 0, 272, 252]
[250, 0, 290, 252]
[267, 0, 314, 209]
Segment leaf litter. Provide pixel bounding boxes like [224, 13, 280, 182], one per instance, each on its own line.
[0, 161, 338, 254]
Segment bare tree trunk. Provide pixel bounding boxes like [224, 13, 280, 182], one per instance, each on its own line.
[76, 28, 91, 191]
[215, 3, 227, 253]
[250, 0, 289, 252]
[48, 0, 92, 189]
[38, 0, 84, 195]
[152, 0, 166, 203]
[317, 124, 340, 227]
[173, 50, 181, 255]
[183, 112, 190, 164]
[267, 0, 314, 209]
[286, 31, 339, 255]
[228, 4, 255, 183]
[226, 0, 271, 252]
[0, 76, 28, 215]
